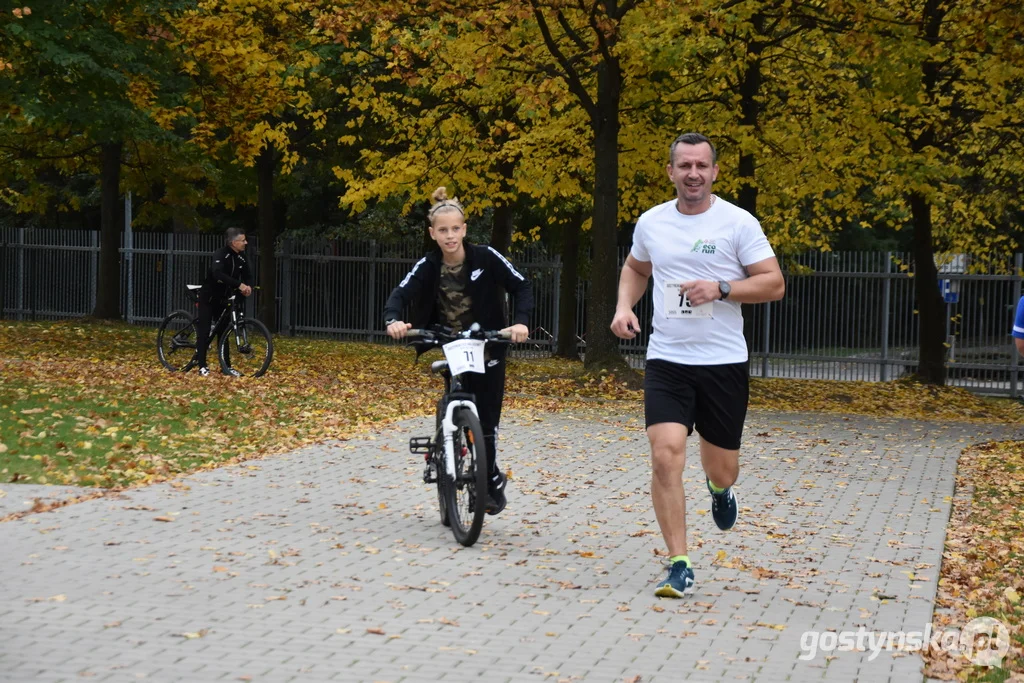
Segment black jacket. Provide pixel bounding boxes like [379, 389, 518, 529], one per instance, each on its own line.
[200, 245, 253, 303]
[384, 242, 533, 333]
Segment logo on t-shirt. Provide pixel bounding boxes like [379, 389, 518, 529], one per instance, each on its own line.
[691, 239, 717, 255]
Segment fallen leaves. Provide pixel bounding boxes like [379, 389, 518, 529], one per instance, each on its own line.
[925, 440, 1024, 678]
[174, 629, 209, 639]
[3, 320, 1023, 495]
[752, 622, 786, 632]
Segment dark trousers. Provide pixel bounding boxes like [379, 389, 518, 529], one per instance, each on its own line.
[462, 355, 506, 477]
[194, 298, 227, 370]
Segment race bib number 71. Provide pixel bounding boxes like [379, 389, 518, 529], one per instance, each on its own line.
[664, 283, 713, 319]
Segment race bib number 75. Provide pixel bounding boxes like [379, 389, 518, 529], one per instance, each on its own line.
[664, 282, 713, 319]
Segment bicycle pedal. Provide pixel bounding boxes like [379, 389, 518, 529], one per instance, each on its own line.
[409, 437, 433, 455]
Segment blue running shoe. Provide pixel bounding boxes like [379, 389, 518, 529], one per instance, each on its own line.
[655, 560, 695, 598]
[707, 477, 738, 530]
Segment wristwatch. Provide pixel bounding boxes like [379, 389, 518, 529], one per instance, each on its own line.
[718, 281, 731, 300]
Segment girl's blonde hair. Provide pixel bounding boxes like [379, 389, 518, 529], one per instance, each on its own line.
[427, 187, 465, 224]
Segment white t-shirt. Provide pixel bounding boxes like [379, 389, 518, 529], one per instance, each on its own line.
[630, 196, 776, 365]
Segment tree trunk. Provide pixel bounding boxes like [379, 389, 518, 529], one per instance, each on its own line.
[556, 207, 582, 359]
[490, 157, 515, 255]
[737, 29, 763, 349]
[908, 191, 947, 385]
[93, 141, 123, 320]
[905, 0, 947, 386]
[583, 58, 627, 372]
[491, 202, 513, 256]
[257, 144, 278, 332]
[736, 28, 762, 216]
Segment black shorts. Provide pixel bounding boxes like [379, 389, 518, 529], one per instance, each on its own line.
[643, 359, 749, 450]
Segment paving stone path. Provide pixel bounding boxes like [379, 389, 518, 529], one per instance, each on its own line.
[1, 407, 1019, 682]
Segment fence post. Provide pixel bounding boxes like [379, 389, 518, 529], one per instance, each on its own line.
[280, 237, 291, 336]
[29, 243, 37, 322]
[0, 239, 6, 320]
[1012, 253, 1022, 399]
[551, 256, 561, 354]
[89, 230, 98, 316]
[761, 302, 770, 379]
[881, 252, 892, 382]
[124, 192, 134, 323]
[165, 233, 174, 315]
[17, 228, 26, 320]
[367, 240, 377, 343]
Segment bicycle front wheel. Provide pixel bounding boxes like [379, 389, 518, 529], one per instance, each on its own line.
[156, 310, 197, 371]
[219, 319, 273, 377]
[444, 408, 488, 547]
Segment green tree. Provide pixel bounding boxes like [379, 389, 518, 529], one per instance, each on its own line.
[1, 0, 185, 319]
[166, 0, 336, 331]
[839, 0, 1024, 384]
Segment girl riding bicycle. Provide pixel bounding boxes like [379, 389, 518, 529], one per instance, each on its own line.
[384, 187, 533, 515]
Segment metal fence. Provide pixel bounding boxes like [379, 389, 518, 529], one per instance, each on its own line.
[2, 227, 1022, 396]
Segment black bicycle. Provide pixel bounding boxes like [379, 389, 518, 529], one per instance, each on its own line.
[156, 285, 274, 377]
[406, 325, 510, 547]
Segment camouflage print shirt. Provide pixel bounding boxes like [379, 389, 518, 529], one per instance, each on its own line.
[437, 262, 474, 332]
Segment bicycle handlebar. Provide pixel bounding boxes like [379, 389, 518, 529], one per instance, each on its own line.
[406, 327, 512, 343]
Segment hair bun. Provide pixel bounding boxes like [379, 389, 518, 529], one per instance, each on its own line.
[427, 186, 465, 223]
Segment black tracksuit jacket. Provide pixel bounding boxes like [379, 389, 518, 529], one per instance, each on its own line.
[383, 242, 533, 339]
[384, 242, 533, 476]
[199, 245, 253, 303]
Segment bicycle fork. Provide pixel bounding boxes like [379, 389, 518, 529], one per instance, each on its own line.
[441, 400, 480, 479]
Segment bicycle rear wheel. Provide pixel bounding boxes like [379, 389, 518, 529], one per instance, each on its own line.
[219, 319, 273, 377]
[444, 408, 487, 547]
[156, 310, 197, 371]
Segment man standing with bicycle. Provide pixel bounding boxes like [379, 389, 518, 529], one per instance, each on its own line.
[611, 133, 785, 597]
[193, 227, 254, 377]
[385, 187, 532, 516]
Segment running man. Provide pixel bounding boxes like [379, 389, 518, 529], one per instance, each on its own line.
[610, 132, 785, 597]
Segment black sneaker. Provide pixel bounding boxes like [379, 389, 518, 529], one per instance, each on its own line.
[485, 470, 507, 515]
[707, 477, 738, 530]
[221, 368, 242, 377]
[198, 366, 210, 377]
[654, 560, 695, 598]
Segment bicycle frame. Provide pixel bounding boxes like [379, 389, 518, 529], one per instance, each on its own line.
[408, 324, 511, 475]
[202, 295, 242, 341]
[405, 325, 512, 547]
[440, 397, 480, 479]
